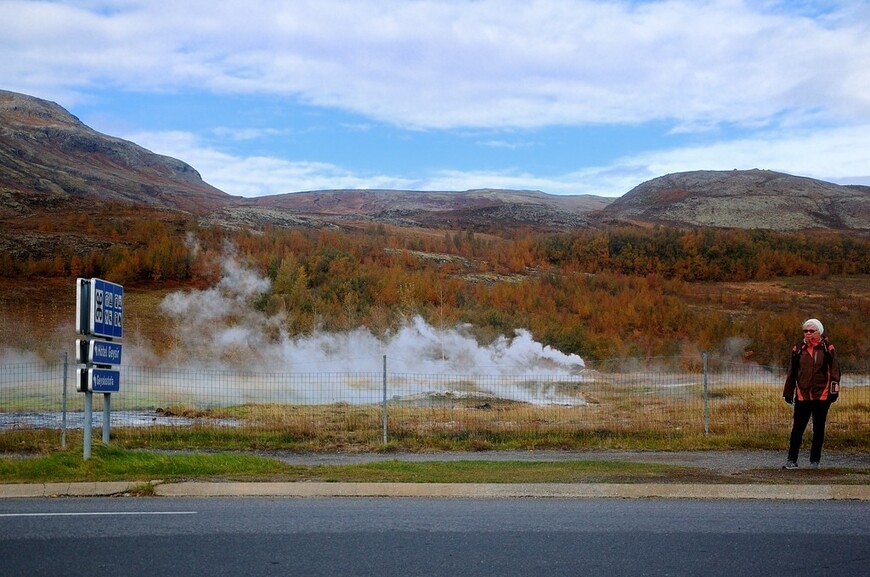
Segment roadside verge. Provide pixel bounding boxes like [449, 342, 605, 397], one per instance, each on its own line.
[2, 481, 869, 500]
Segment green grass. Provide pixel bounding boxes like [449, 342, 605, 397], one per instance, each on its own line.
[310, 459, 710, 483]
[3, 425, 868, 454]
[0, 445, 293, 483]
[0, 445, 692, 484]
[2, 445, 867, 486]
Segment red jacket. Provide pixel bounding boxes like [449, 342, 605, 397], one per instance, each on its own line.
[783, 338, 841, 401]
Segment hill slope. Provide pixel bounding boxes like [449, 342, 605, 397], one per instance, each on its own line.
[0, 90, 610, 232]
[597, 169, 870, 231]
[0, 90, 235, 215]
[2, 90, 869, 233]
[220, 188, 611, 231]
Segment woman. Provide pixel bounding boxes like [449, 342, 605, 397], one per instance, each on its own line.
[782, 318, 841, 469]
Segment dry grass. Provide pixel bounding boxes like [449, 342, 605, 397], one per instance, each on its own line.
[42, 381, 862, 453]
[2, 368, 867, 453]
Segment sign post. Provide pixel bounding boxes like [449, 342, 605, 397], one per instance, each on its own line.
[75, 278, 123, 460]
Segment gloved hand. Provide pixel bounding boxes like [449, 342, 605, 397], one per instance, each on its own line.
[784, 396, 793, 405]
[829, 393, 838, 403]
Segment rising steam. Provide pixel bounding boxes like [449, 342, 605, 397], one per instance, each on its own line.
[156, 247, 584, 377]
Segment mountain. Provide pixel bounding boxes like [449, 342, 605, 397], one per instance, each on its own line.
[596, 169, 870, 231]
[0, 89, 235, 215]
[2, 89, 869, 235]
[0, 90, 609, 232]
[218, 188, 611, 231]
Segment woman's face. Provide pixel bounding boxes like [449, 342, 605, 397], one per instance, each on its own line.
[803, 327, 821, 344]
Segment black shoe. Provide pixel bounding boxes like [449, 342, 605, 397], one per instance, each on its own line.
[783, 460, 798, 469]
[810, 462, 820, 469]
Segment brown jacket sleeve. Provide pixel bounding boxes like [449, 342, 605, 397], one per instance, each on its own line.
[827, 341, 841, 386]
[783, 344, 799, 399]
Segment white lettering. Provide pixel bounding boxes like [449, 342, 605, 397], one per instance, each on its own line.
[92, 371, 119, 389]
[92, 343, 121, 363]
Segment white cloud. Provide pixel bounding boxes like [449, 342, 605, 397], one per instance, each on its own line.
[18, 0, 858, 197]
[128, 131, 419, 196]
[477, 139, 539, 150]
[130, 122, 870, 198]
[211, 127, 286, 141]
[3, 0, 869, 130]
[624, 123, 870, 187]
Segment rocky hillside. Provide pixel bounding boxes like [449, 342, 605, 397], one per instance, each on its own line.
[2, 89, 869, 234]
[221, 188, 610, 231]
[0, 90, 610, 232]
[0, 89, 235, 216]
[596, 169, 870, 231]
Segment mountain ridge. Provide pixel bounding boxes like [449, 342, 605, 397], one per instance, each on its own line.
[2, 89, 869, 233]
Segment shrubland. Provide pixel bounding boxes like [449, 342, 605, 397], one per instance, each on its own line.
[1, 213, 868, 370]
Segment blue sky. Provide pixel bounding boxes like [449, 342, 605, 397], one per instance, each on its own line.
[2, 0, 869, 198]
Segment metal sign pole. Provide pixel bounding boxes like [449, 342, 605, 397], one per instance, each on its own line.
[703, 351, 710, 436]
[76, 277, 123, 460]
[83, 391, 92, 460]
[62, 352, 68, 449]
[103, 393, 111, 444]
[382, 355, 388, 445]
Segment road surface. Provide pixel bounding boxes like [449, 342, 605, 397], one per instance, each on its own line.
[2, 496, 868, 576]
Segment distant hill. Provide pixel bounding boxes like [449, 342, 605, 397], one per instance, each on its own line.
[2, 89, 869, 235]
[596, 169, 870, 231]
[0, 90, 610, 232]
[220, 188, 611, 231]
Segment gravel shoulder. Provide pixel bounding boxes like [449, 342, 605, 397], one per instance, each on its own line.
[259, 449, 870, 484]
[262, 449, 870, 471]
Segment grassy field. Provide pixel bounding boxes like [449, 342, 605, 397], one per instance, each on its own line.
[2, 358, 867, 491]
[2, 378, 868, 454]
[120, 398, 869, 453]
[2, 445, 867, 487]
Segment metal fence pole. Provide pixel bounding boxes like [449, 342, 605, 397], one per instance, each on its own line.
[62, 352, 68, 448]
[382, 355, 388, 444]
[703, 351, 710, 436]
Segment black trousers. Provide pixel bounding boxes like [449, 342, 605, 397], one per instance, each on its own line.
[787, 400, 832, 464]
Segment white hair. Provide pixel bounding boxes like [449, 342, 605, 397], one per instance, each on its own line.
[803, 318, 824, 335]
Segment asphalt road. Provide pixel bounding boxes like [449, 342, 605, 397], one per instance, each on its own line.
[2, 497, 868, 577]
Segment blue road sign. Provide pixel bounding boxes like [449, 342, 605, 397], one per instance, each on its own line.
[91, 279, 123, 339]
[78, 368, 121, 393]
[77, 339, 123, 366]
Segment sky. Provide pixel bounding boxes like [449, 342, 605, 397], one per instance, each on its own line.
[2, 0, 869, 198]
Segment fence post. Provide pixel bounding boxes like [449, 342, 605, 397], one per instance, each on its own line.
[382, 355, 388, 444]
[62, 352, 68, 448]
[703, 351, 710, 436]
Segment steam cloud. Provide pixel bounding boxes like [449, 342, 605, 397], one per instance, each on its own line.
[157, 248, 585, 377]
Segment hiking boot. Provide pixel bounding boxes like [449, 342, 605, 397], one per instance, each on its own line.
[810, 462, 820, 469]
[783, 460, 798, 469]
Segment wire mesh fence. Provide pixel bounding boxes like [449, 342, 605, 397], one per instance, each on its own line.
[1, 355, 868, 448]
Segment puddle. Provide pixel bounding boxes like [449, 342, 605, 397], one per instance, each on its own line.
[0, 411, 243, 430]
